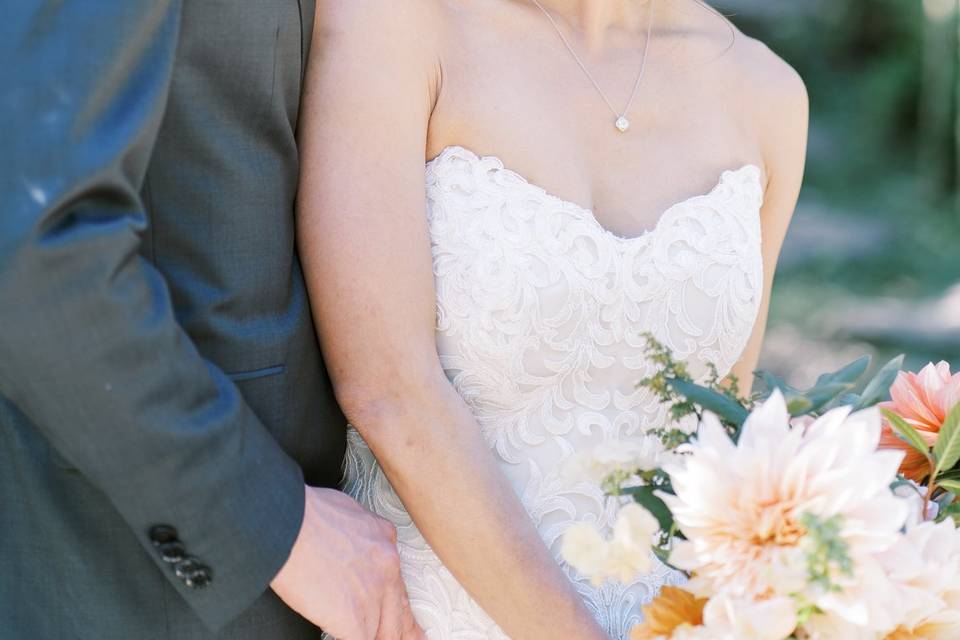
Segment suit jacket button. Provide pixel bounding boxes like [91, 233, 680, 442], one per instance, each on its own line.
[148, 525, 179, 546]
[159, 540, 187, 563]
[184, 567, 212, 589]
[174, 557, 202, 580]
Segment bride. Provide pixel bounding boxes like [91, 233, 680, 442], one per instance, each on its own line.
[297, 0, 806, 637]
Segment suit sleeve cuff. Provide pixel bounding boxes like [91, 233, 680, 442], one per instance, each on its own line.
[136, 411, 308, 632]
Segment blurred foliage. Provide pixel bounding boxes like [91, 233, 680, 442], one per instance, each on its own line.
[722, 0, 956, 205]
[714, 0, 960, 379]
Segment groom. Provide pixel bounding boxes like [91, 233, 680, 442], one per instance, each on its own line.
[0, 1, 422, 639]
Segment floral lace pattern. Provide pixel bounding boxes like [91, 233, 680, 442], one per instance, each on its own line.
[337, 146, 764, 639]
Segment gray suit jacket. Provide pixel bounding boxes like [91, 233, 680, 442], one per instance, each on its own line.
[0, 1, 347, 637]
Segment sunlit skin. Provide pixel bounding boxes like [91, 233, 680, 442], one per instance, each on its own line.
[293, 0, 807, 637]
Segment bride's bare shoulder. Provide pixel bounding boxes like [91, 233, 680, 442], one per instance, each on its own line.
[719, 27, 808, 184]
[728, 31, 807, 114]
[673, 6, 807, 160]
[313, 0, 449, 108]
[314, 0, 447, 53]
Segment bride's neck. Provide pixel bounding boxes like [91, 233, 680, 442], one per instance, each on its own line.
[530, 0, 655, 50]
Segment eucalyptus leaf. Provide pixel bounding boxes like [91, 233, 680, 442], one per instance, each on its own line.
[803, 382, 856, 414]
[756, 370, 797, 396]
[855, 355, 904, 410]
[935, 490, 957, 508]
[814, 356, 871, 387]
[827, 393, 863, 411]
[934, 402, 960, 475]
[756, 371, 792, 391]
[882, 409, 932, 460]
[889, 477, 922, 494]
[936, 500, 960, 524]
[666, 378, 749, 428]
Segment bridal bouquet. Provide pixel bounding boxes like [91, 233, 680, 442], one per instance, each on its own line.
[562, 337, 960, 640]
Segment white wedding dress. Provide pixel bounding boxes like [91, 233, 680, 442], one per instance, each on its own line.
[339, 145, 764, 639]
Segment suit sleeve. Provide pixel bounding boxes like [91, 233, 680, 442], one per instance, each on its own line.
[0, 0, 306, 630]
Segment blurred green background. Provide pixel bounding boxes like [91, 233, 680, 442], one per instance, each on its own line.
[716, 0, 960, 388]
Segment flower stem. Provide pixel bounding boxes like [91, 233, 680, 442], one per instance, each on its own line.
[924, 456, 938, 520]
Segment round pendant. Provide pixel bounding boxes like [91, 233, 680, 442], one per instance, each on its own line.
[615, 116, 630, 133]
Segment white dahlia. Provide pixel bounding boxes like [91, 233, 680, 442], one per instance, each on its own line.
[661, 390, 909, 632]
[877, 518, 960, 638]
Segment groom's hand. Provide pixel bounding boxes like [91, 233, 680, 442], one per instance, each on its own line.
[270, 487, 424, 640]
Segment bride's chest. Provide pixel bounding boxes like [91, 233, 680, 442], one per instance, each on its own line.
[425, 146, 765, 385]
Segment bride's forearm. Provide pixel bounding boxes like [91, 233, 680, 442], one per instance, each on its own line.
[341, 373, 607, 640]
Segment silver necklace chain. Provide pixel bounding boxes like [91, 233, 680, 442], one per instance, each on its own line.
[528, 0, 656, 133]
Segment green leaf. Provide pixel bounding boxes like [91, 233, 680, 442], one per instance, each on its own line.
[651, 544, 672, 567]
[934, 402, 960, 475]
[882, 409, 932, 460]
[786, 395, 814, 416]
[814, 356, 871, 388]
[651, 540, 688, 575]
[936, 478, 960, 494]
[666, 378, 749, 427]
[855, 355, 904, 410]
[622, 485, 674, 533]
[937, 468, 960, 483]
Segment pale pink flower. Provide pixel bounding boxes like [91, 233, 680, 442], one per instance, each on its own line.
[661, 391, 908, 632]
[879, 362, 960, 482]
[699, 593, 797, 640]
[797, 612, 880, 639]
[790, 414, 816, 430]
[877, 519, 960, 638]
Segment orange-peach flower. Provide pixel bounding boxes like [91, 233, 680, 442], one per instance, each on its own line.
[879, 362, 960, 482]
[630, 587, 707, 640]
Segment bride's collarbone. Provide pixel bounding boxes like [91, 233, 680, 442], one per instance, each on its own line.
[428, 78, 761, 229]
[425, 130, 759, 236]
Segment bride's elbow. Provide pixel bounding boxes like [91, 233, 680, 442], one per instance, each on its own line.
[331, 358, 450, 439]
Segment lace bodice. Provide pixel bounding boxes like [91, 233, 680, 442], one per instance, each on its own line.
[338, 145, 764, 639]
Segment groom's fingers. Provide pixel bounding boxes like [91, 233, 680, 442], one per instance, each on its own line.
[396, 590, 424, 640]
[372, 520, 424, 640]
[374, 582, 414, 640]
[375, 564, 423, 640]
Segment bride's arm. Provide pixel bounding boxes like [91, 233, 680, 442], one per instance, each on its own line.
[297, 3, 607, 639]
[728, 50, 809, 394]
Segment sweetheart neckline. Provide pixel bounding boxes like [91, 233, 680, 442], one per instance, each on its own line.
[426, 144, 764, 244]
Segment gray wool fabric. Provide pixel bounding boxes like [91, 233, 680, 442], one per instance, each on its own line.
[0, 1, 347, 637]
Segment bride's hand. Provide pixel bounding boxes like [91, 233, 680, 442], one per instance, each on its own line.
[270, 486, 425, 640]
